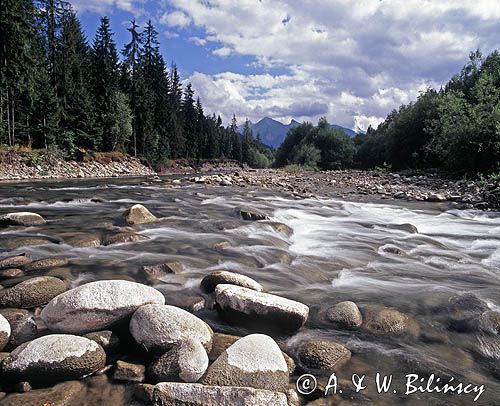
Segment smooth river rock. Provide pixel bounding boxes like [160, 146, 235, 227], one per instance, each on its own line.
[201, 334, 289, 392]
[325, 301, 363, 329]
[23, 257, 69, 272]
[215, 284, 309, 331]
[0, 212, 46, 227]
[0, 276, 67, 308]
[2, 334, 106, 383]
[362, 305, 419, 336]
[297, 339, 351, 375]
[130, 304, 213, 354]
[0, 314, 11, 351]
[123, 204, 158, 225]
[41, 280, 165, 334]
[148, 339, 209, 383]
[0, 253, 32, 270]
[201, 271, 263, 293]
[152, 382, 288, 406]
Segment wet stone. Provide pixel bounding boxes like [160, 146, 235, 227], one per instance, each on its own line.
[297, 339, 351, 375]
[324, 301, 363, 329]
[112, 360, 146, 382]
[0, 212, 46, 227]
[0, 381, 86, 406]
[0, 308, 38, 351]
[201, 270, 263, 293]
[23, 258, 69, 272]
[0, 253, 32, 270]
[0, 276, 67, 309]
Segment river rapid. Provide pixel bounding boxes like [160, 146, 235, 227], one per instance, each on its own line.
[1, 176, 499, 405]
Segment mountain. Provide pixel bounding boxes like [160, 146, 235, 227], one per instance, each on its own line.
[238, 117, 357, 148]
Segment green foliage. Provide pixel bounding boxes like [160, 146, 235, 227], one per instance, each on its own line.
[275, 118, 355, 170]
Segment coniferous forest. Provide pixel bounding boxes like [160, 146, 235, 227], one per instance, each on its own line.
[0, 0, 273, 168]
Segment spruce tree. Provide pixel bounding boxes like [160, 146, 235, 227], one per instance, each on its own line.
[91, 16, 119, 150]
[121, 19, 142, 156]
[241, 119, 254, 164]
[55, 8, 97, 152]
[169, 65, 184, 157]
[229, 115, 242, 162]
[182, 83, 197, 158]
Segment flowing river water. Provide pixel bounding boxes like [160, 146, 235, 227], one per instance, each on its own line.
[1, 176, 500, 405]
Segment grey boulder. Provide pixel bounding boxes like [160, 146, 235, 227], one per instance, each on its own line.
[123, 204, 158, 225]
[148, 339, 209, 383]
[201, 271, 263, 293]
[0, 212, 46, 227]
[152, 383, 288, 406]
[325, 301, 362, 329]
[130, 304, 213, 353]
[201, 333, 289, 393]
[41, 280, 165, 334]
[215, 284, 309, 331]
[2, 334, 106, 383]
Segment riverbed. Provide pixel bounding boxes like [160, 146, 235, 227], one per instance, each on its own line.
[1, 176, 499, 405]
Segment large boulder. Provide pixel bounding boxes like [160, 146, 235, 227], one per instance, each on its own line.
[0, 309, 38, 350]
[41, 280, 165, 334]
[152, 383, 288, 406]
[0, 276, 67, 308]
[0, 253, 32, 270]
[0, 314, 10, 351]
[201, 271, 263, 293]
[2, 334, 106, 383]
[0, 212, 46, 227]
[148, 339, 209, 383]
[130, 304, 213, 354]
[215, 284, 309, 332]
[324, 301, 362, 329]
[297, 340, 351, 375]
[123, 204, 158, 225]
[201, 334, 289, 393]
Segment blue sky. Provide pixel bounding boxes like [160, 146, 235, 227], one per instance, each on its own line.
[73, 0, 500, 131]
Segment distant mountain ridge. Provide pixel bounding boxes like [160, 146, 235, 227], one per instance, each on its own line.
[238, 117, 357, 148]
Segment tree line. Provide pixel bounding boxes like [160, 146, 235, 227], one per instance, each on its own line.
[276, 50, 500, 177]
[0, 0, 272, 167]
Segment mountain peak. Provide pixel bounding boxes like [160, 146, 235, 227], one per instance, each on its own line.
[239, 117, 356, 148]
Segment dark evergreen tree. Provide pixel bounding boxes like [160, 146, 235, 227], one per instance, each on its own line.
[55, 8, 96, 152]
[182, 83, 197, 158]
[91, 16, 119, 150]
[121, 19, 142, 156]
[169, 65, 184, 158]
[241, 119, 253, 164]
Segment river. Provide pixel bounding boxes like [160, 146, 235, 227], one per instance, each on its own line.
[1, 176, 499, 405]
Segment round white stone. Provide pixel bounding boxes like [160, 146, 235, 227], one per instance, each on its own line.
[41, 280, 165, 333]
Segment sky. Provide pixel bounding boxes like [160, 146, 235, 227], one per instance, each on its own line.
[73, 0, 500, 131]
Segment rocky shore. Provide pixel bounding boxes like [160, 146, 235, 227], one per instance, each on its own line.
[186, 169, 500, 210]
[0, 151, 155, 181]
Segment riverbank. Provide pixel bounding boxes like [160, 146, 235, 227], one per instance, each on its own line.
[183, 169, 500, 211]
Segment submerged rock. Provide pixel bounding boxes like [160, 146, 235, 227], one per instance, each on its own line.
[2, 334, 106, 383]
[5, 237, 54, 250]
[67, 233, 102, 248]
[123, 204, 158, 225]
[0, 314, 10, 351]
[297, 339, 351, 375]
[201, 334, 289, 392]
[148, 339, 209, 383]
[201, 270, 263, 293]
[362, 305, 419, 336]
[325, 301, 363, 329]
[0, 212, 46, 227]
[41, 280, 165, 334]
[0, 253, 32, 270]
[0, 268, 24, 280]
[215, 284, 309, 332]
[238, 208, 268, 221]
[130, 304, 213, 354]
[23, 257, 69, 272]
[152, 383, 288, 406]
[104, 232, 149, 245]
[0, 276, 67, 308]
[140, 261, 183, 281]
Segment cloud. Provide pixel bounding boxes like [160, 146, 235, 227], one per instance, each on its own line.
[161, 0, 500, 130]
[160, 11, 191, 27]
[70, 0, 138, 13]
